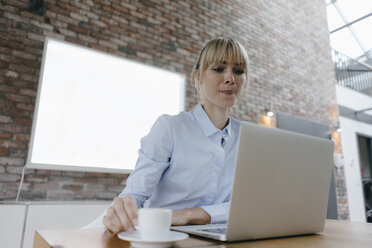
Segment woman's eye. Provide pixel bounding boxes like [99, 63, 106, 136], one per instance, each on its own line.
[234, 69, 244, 75]
[213, 67, 225, 73]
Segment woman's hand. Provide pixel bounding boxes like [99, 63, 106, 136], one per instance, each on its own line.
[172, 207, 211, 226]
[103, 195, 138, 235]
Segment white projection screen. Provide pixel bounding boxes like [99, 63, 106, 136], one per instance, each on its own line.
[26, 38, 185, 173]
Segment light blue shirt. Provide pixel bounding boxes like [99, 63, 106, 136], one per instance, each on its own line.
[119, 104, 241, 223]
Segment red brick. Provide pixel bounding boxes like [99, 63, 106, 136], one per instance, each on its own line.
[98, 40, 118, 50]
[58, 28, 77, 38]
[2, 108, 30, 119]
[0, 148, 10, 156]
[0, 190, 17, 199]
[4, 182, 32, 191]
[71, 10, 90, 21]
[110, 173, 129, 179]
[0, 54, 23, 64]
[65, 36, 86, 46]
[62, 183, 84, 191]
[67, 24, 89, 35]
[96, 192, 117, 200]
[14, 118, 32, 126]
[10, 149, 27, 158]
[36, 170, 62, 176]
[49, 176, 74, 182]
[20, 74, 38, 82]
[74, 2, 91, 12]
[77, 33, 97, 44]
[62, 171, 86, 177]
[0, 16, 17, 28]
[0, 124, 29, 133]
[0, 97, 20, 110]
[0, 3, 18, 12]
[33, 183, 60, 191]
[97, 178, 118, 185]
[0, 45, 11, 54]
[24, 46, 43, 56]
[86, 172, 108, 177]
[25, 174, 48, 183]
[0, 84, 18, 93]
[48, 5, 71, 16]
[16, 103, 34, 111]
[73, 192, 95, 199]
[27, 32, 44, 42]
[89, 43, 106, 52]
[74, 177, 97, 183]
[9, 80, 34, 89]
[86, 184, 105, 192]
[23, 59, 41, 68]
[5, 164, 26, 173]
[108, 185, 125, 192]
[20, 190, 47, 200]
[50, 19, 68, 29]
[120, 2, 137, 11]
[0, 173, 20, 182]
[0, 140, 26, 149]
[19, 89, 36, 97]
[47, 191, 74, 200]
[9, 64, 35, 74]
[13, 133, 29, 142]
[0, 61, 7, 69]
[30, 19, 54, 31]
[0, 70, 19, 78]
[3, 12, 29, 24]
[11, 50, 38, 60]
[0, 115, 13, 123]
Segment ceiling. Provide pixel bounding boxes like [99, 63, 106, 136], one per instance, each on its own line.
[326, 0, 372, 67]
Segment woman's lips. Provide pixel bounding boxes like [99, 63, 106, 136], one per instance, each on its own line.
[219, 90, 234, 95]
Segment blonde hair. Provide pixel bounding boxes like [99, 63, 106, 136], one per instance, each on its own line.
[193, 37, 250, 96]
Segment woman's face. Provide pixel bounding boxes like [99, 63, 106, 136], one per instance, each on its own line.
[199, 60, 246, 110]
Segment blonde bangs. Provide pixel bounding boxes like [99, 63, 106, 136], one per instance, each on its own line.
[197, 38, 249, 80]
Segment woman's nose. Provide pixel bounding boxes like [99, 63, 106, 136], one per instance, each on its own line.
[225, 69, 235, 84]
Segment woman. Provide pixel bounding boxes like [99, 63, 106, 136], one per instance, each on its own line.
[104, 37, 249, 234]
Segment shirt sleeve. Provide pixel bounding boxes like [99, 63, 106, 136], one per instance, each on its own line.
[200, 201, 230, 223]
[118, 115, 174, 207]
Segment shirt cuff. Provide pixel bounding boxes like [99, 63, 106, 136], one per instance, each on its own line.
[200, 202, 230, 223]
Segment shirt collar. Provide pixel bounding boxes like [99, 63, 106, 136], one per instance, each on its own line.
[192, 104, 232, 138]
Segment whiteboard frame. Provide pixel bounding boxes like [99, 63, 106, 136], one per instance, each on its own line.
[26, 37, 186, 174]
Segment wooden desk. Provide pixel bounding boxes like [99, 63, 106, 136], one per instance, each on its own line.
[34, 220, 372, 248]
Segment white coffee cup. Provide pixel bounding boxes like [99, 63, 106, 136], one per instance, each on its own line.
[138, 208, 172, 240]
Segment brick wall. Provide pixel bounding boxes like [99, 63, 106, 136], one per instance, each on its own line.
[0, 0, 348, 219]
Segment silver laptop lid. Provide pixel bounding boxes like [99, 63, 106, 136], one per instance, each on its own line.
[226, 122, 334, 241]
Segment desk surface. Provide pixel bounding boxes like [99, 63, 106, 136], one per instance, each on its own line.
[34, 220, 372, 248]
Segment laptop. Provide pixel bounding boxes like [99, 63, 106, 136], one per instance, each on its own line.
[171, 122, 334, 241]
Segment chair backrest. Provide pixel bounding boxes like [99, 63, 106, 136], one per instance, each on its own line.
[0, 202, 27, 248]
[23, 201, 109, 248]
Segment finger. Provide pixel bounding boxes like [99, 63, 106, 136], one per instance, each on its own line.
[103, 206, 123, 234]
[113, 197, 134, 232]
[103, 217, 119, 234]
[123, 195, 138, 226]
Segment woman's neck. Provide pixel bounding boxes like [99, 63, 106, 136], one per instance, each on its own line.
[201, 103, 230, 130]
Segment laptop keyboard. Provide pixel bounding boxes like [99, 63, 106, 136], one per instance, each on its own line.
[198, 228, 227, 234]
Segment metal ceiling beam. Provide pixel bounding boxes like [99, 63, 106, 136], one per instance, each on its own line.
[330, 12, 372, 34]
[332, 1, 371, 59]
[355, 107, 372, 115]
